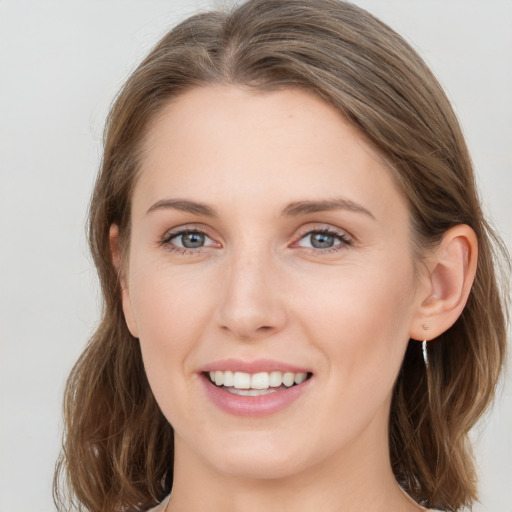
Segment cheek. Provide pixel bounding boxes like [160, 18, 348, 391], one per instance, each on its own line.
[129, 255, 211, 339]
[294, 255, 416, 384]
[125, 259, 217, 402]
[281, 257, 417, 450]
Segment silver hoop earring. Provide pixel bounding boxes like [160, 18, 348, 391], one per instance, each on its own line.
[422, 340, 429, 367]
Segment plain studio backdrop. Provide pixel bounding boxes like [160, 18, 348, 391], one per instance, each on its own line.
[0, 1, 510, 511]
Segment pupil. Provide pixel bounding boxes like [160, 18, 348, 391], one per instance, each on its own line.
[311, 232, 334, 249]
[182, 232, 205, 248]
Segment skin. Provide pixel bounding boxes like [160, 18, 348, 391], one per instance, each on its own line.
[112, 85, 477, 512]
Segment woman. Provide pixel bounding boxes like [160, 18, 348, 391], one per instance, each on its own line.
[54, 1, 509, 511]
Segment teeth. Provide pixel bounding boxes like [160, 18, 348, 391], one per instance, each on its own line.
[207, 370, 309, 390]
[295, 373, 307, 384]
[251, 372, 269, 389]
[269, 371, 282, 387]
[214, 370, 224, 386]
[223, 370, 234, 387]
[282, 372, 295, 387]
[227, 388, 277, 396]
[233, 372, 251, 389]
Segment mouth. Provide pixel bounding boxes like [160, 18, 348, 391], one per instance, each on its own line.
[203, 370, 314, 396]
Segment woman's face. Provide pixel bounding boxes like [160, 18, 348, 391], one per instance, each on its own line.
[120, 86, 426, 480]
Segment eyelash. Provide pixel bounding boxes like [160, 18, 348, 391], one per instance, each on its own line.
[159, 226, 353, 255]
[296, 227, 353, 254]
[160, 227, 212, 255]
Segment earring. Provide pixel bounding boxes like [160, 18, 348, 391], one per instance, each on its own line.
[422, 340, 429, 367]
[421, 323, 430, 368]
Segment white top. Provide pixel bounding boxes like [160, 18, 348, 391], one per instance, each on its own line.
[147, 498, 167, 512]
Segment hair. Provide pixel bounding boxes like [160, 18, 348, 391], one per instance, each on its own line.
[54, 1, 510, 511]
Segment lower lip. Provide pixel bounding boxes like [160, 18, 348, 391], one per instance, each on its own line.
[200, 374, 313, 417]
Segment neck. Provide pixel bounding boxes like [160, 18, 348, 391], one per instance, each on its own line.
[166, 411, 424, 512]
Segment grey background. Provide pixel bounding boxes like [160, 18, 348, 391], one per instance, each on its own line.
[0, 1, 510, 511]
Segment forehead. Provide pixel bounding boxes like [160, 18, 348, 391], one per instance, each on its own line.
[143, 85, 377, 163]
[133, 85, 406, 222]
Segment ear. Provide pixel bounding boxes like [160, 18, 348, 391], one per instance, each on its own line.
[410, 224, 478, 341]
[109, 224, 139, 338]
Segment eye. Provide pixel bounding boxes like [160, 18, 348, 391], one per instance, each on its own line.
[173, 231, 208, 249]
[161, 228, 219, 252]
[295, 228, 351, 251]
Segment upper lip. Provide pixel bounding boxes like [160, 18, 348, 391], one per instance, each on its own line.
[198, 358, 312, 374]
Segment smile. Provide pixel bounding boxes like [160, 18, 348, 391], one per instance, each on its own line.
[207, 370, 311, 396]
[200, 363, 314, 417]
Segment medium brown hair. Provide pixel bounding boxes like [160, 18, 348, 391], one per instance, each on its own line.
[54, 1, 509, 510]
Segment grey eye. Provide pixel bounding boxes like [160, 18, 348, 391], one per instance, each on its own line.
[179, 232, 206, 248]
[309, 232, 337, 249]
[164, 228, 218, 252]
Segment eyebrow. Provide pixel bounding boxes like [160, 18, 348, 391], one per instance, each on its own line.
[146, 197, 375, 220]
[281, 198, 375, 219]
[147, 199, 218, 217]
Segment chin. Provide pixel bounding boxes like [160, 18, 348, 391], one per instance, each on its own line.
[198, 432, 315, 481]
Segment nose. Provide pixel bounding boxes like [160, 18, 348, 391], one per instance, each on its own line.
[216, 245, 288, 340]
